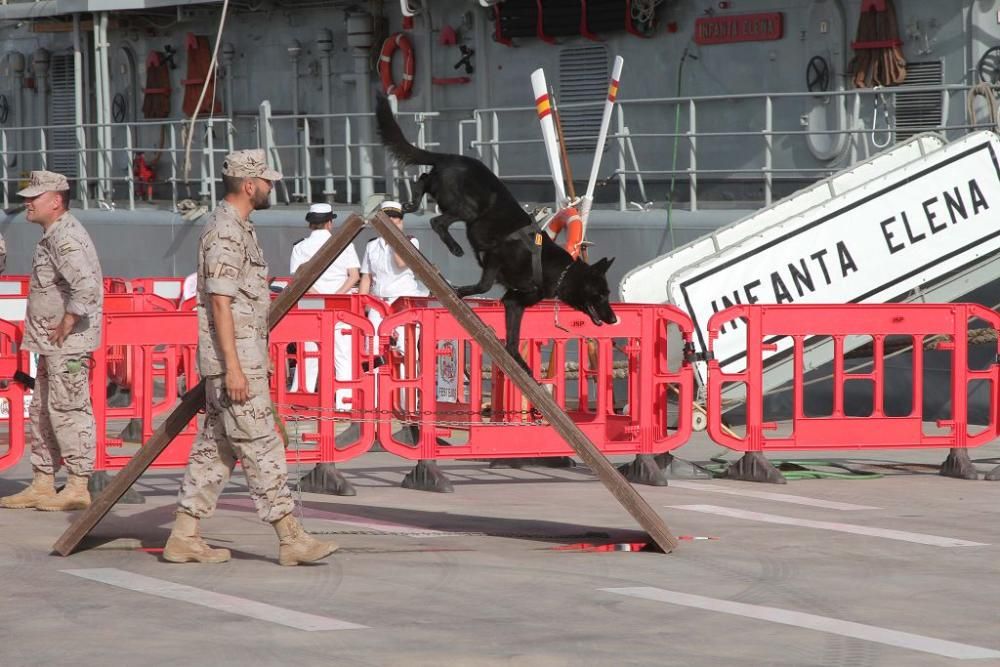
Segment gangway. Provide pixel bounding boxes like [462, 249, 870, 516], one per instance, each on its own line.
[620, 131, 1000, 400]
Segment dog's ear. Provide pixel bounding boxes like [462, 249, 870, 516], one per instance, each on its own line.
[592, 257, 615, 274]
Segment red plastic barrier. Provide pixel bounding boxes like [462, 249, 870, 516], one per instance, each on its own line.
[93, 310, 199, 469]
[376, 301, 695, 460]
[104, 293, 178, 391]
[271, 308, 377, 463]
[129, 276, 186, 306]
[0, 276, 30, 297]
[0, 319, 29, 471]
[103, 277, 131, 294]
[278, 294, 386, 409]
[706, 303, 1000, 452]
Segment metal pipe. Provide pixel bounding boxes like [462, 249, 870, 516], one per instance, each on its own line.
[100, 14, 113, 198]
[764, 95, 773, 206]
[221, 43, 235, 119]
[688, 99, 697, 212]
[32, 48, 50, 171]
[346, 13, 374, 202]
[8, 51, 24, 177]
[287, 40, 303, 199]
[73, 14, 88, 208]
[352, 53, 374, 202]
[92, 17, 105, 199]
[316, 28, 335, 200]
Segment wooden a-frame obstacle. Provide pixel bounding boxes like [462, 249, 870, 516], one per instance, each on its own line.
[53, 212, 678, 556]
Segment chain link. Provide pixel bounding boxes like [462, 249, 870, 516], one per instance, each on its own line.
[274, 402, 546, 428]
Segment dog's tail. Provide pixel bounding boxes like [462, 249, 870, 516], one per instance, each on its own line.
[375, 93, 441, 167]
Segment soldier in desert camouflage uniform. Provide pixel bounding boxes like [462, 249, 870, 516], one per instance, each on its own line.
[164, 149, 337, 566]
[1, 171, 103, 511]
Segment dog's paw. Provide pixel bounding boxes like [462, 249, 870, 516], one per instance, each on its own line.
[449, 245, 465, 257]
[402, 202, 420, 213]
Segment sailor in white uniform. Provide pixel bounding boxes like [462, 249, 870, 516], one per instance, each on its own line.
[360, 200, 428, 354]
[288, 203, 360, 410]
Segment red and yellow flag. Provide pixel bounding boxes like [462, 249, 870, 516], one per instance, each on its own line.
[535, 94, 552, 119]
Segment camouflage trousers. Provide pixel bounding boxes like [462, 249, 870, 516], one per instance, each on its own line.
[177, 374, 294, 523]
[29, 353, 96, 477]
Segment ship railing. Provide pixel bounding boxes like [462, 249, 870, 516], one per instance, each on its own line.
[261, 104, 441, 207]
[0, 83, 992, 212]
[0, 116, 235, 212]
[464, 82, 993, 211]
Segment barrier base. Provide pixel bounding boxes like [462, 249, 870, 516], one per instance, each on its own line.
[985, 463, 1000, 481]
[296, 463, 357, 496]
[617, 455, 668, 486]
[402, 460, 454, 493]
[654, 452, 714, 479]
[725, 451, 787, 484]
[489, 457, 576, 469]
[88, 471, 145, 504]
[939, 448, 979, 480]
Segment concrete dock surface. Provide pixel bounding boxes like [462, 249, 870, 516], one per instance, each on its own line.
[3, 434, 1000, 666]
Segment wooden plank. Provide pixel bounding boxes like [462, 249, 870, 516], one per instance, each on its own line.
[53, 214, 366, 556]
[367, 212, 679, 553]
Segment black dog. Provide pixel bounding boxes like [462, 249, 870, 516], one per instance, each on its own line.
[375, 94, 617, 371]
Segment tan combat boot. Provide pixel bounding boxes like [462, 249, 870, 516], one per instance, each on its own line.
[36, 473, 91, 511]
[0, 470, 56, 509]
[163, 512, 231, 564]
[272, 514, 338, 566]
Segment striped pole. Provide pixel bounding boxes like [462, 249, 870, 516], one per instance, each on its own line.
[579, 56, 624, 227]
[530, 68, 568, 207]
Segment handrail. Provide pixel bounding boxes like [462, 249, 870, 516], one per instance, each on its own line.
[0, 83, 989, 213]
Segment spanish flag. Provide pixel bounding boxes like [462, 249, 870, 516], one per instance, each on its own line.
[535, 94, 551, 119]
[607, 79, 619, 102]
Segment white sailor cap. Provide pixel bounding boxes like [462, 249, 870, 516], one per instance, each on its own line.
[305, 202, 336, 223]
[380, 200, 404, 217]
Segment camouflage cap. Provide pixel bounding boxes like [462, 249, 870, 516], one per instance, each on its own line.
[222, 149, 282, 181]
[18, 170, 70, 198]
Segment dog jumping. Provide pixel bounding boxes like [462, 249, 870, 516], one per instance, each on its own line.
[375, 93, 617, 371]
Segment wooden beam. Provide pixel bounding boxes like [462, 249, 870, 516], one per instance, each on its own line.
[367, 212, 679, 553]
[53, 214, 367, 556]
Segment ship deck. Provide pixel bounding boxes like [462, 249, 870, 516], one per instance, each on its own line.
[3, 433, 1000, 666]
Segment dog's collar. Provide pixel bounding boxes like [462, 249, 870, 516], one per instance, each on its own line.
[553, 261, 573, 298]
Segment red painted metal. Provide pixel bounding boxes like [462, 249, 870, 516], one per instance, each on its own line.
[706, 304, 1000, 453]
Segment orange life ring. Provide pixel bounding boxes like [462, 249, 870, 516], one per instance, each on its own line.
[547, 206, 585, 259]
[379, 33, 415, 100]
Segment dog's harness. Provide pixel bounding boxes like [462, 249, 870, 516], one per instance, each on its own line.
[504, 224, 545, 289]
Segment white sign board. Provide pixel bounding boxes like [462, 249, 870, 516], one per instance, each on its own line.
[619, 133, 946, 304]
[668, 132, 1000, 374]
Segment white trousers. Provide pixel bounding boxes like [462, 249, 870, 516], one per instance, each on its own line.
[289, 321, 352, 410]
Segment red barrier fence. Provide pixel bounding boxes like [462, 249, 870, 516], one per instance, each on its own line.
[706, 303, 1000, 453]
[93, 310, 199, 469]
[271, 307, 377, 464]
[377, 301, 695, 461]
[3, 295, 1000, 480]
[0, 319, 29, 470]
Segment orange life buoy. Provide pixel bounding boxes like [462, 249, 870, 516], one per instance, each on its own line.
[379, 33, 415, 100]
[547, 206, 585, 259]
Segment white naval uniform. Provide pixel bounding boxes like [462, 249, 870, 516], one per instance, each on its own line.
[360, 235, 428, 353]
[288, 229, 361, 410]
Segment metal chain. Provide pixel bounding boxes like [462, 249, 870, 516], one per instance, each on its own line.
[274, 402, 546, 428]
